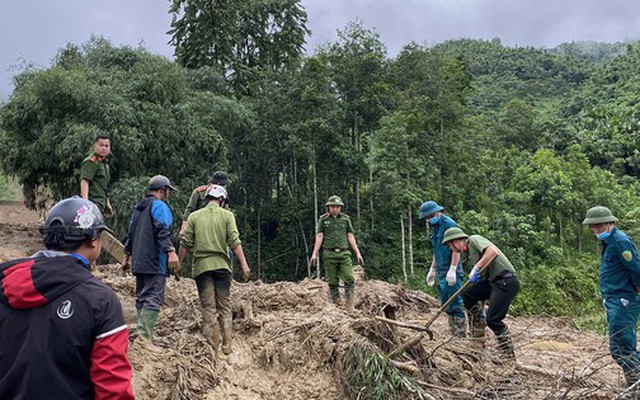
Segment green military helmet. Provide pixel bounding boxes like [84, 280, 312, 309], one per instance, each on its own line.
[325, 195, 345, 207]
[442, 227, 469, 244]
[582, 206, 618, 225]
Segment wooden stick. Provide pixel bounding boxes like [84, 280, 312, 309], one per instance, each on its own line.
[389, 264, 491, 358]
[389, 332, 427, 358]
[374, 316, 433, 332]
[424, 263, 492, 331]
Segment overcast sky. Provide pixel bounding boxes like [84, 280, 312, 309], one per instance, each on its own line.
[1, 0, 639, 100]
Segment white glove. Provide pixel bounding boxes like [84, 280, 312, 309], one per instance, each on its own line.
[426, 268, 436, 287]
[446, 265, 457, 286]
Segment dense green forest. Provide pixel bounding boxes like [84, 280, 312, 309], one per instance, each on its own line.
[1, 10, 639, 327]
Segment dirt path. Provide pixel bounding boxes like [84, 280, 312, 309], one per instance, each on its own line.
[0, 201, 42, 262]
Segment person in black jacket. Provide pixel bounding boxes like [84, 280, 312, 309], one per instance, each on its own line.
[123, 175, 179, 342]
[0, 197, 134, 400]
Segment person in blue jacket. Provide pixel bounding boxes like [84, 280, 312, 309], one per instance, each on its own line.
[583, 206, 640, 389]
[123, 175, 180, 342]
[419, 200, 466, 337]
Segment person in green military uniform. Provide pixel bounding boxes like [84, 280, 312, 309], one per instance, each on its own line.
[442, 227, 520, 359]
[80, 135, 112, 215]
[310, 195, 364, 312]
[178, 184, 250, 354]
[583, 206, 640, 389]
[179, 171, 231, 237]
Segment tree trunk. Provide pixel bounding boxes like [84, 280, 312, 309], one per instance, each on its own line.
[559, 212, 564, 251]
[353, 111, 361, 221]
[578, 224, 583, 254]
[408, 205, 414, 276]
[313, 153, 319, 278]
[401, 217, 407, 283]
[257, 202, 262, 279]
[369, 167, 374, 232]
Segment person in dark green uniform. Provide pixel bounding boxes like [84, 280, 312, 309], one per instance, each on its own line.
[179, 171, 231, 237]
[442, 227, 520, 359]
[310, 195, 364, 311]
[583, 206, 640, 389]
[80, 135, 112, 215]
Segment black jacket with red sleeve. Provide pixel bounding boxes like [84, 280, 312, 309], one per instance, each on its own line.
[0, 251, 134, 400]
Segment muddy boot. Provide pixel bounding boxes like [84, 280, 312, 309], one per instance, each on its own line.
[345, 294, 355, 312]
[344, 284, 355, 312]
[496, 328, 516, 360]
[328, 285, 340, 305]
[202, 311, 222, 351]
[449, 315, 467, 338]
[467, 305, 486, 346]
[221, 317, 233, 355]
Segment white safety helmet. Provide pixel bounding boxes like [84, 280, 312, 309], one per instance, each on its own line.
[205, 184, 228, 200]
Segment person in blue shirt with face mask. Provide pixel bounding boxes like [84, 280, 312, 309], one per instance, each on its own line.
[583, 206, 640, 390]
[419, 200, 466, 337]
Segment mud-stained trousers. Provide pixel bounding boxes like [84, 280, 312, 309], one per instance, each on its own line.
[195, 269, 233, 351]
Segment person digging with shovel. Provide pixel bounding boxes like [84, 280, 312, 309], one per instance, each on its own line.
[442, 227, 520, 360]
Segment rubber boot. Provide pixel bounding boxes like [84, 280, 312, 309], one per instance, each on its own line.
[345, 284, 355, 312]
[137, 309, 159, 342]
[496, 327, 516, 360]
[449, 315, 467, 338]
[328, 285, 340, 305]
[468, 305, 486, 346]
[345, 294, 355, 312]
[202, 310, 222, 351]
[221, 316, 233, 355]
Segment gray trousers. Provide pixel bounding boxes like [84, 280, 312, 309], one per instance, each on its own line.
[135, 273, 167, 311]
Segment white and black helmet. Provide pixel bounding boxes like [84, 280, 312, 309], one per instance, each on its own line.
[205, 184, 228, 200]
[40, 197, 112, 242]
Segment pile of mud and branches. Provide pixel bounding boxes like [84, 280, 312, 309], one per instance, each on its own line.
[94, 265, 624, 400]
[0, 202, 627, 399]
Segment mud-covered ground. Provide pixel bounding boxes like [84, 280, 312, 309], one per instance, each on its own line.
[0, 202, 628, 399]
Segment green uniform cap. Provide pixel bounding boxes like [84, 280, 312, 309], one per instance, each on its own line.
[326, 195, 345, 207]
[442, 227, 469, 244]
[582, 206, 618, 225]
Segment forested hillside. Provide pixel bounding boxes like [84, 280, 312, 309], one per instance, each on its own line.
[1, 22, 638, 324]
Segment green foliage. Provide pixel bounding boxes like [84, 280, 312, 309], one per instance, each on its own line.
[341, 339, 425, 400]
[0, 38, 251, 232]
[169, 0, 310, 93]
[5, 30, 640, 324]
[0, 175, 20, 202]
[551, 40, 629, 62]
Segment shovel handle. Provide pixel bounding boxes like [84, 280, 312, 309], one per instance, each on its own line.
[423, 264, 489, 330]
